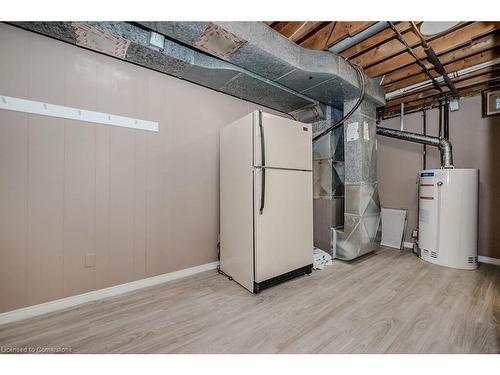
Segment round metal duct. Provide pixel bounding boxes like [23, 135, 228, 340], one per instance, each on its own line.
[419, 21, 460, 36]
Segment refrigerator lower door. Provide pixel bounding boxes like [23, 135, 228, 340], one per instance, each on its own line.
[254, 168, 313, 287]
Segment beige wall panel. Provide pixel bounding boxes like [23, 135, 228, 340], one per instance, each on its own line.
[131, 65, 149, 280]
[28, 31, 65, 103]
[0, 112, 28, 311]
[378, 122, 424, 241]
[95, 126, 111, 288]
[26, 116, 65, 305]
[379, 95, 500, 259]
[144, 72, 171, 276]
[447, 97, 500, 259]
[62, 45, 99, 296]
[94, 54, 113, 288]
[64, 46, 99, 110]
[0, 25, 30, 312]
[133, 131, 147, 279]
[63, 123, 97, 297]
[107, 59, 137, 285]
[108, 127, 136, 285]
[25, 29, 66, 306]
[0, 23, 29, 98]
[165, 79, 249, 271]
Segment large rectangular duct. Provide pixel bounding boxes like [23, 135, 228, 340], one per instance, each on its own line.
[10, 21, 321, 116]
[137, 22, 385, 109]
[311, 99, 381, 259]
[334, 99, 381, 260]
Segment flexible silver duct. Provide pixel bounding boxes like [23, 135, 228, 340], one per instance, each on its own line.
[376, 126, 454, 168]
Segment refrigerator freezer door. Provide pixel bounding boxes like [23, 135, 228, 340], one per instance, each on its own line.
[254, 168, 313, 283]
[254, 111, 312, 171]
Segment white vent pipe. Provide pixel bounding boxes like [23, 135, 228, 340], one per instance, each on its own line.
[400, 102, 404, 131]
[386, 57, 500, 100]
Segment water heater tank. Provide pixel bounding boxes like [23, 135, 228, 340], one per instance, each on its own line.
[418, 168, 479, 270]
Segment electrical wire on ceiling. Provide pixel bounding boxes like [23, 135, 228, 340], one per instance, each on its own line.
[312, 59, 366, 143]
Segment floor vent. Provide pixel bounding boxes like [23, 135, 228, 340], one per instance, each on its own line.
[468, 256, 478, 264]
[430, 251, 437, 258]
[423, 249, 429, 255]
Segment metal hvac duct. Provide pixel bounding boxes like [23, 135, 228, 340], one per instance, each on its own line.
[376, 126, 454, 168]
[332, 99, 381, 260]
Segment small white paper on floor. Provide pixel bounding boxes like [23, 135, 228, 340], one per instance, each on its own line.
[313, 247, 333, 270]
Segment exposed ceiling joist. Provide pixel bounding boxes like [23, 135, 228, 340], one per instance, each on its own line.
[273, 21, 325, 43]
[385, 67, 500, 109]
[300, 21, 375, 50]
[340, 22, 414, 59]
[382, 31, 500, 86]
[349, 22, 438, 68]
[365, 22, 499, 78]
[385, 47, 500, 92]
[269, 21, 500, 114]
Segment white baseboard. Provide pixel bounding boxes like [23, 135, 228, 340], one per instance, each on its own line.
[0, 261, 219, 326]
[403, 241, 414, 249]
[478, 255, 500, 266]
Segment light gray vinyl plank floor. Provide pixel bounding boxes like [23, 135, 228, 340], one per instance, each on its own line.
[0, 247, 499, 353]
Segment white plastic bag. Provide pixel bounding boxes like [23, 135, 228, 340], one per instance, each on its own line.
[312, 247, 333, 270]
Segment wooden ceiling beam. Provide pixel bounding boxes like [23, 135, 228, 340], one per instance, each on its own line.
[384, 47, 500, 93]
[349, 26, 424, 68]
[366, 22, 499, 78]
[273, 22, 300, 36]
[352, 22, 469, 69]
[299, 21, 375, 51]
[382, 31, 500, 86]
[340, 22, 415, 59]
[325, 22, 376, 47]
[272, 21, 325, 43]
[297, 22, 335, 50]
[270, 21, 500, 109]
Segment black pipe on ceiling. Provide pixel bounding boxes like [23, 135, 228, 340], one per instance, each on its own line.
[438, 100, 443, 139]
[388, 22, 443, 94]
[410, 22, 459, 96]
[422, 108, 427, 170]
[444, 97, 450, 140]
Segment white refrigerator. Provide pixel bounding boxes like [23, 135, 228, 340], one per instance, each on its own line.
[220, 110, 313, 293]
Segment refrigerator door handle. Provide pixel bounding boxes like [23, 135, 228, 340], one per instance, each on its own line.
[259, 168, 266, 215]
[259, 111, 266, 214]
